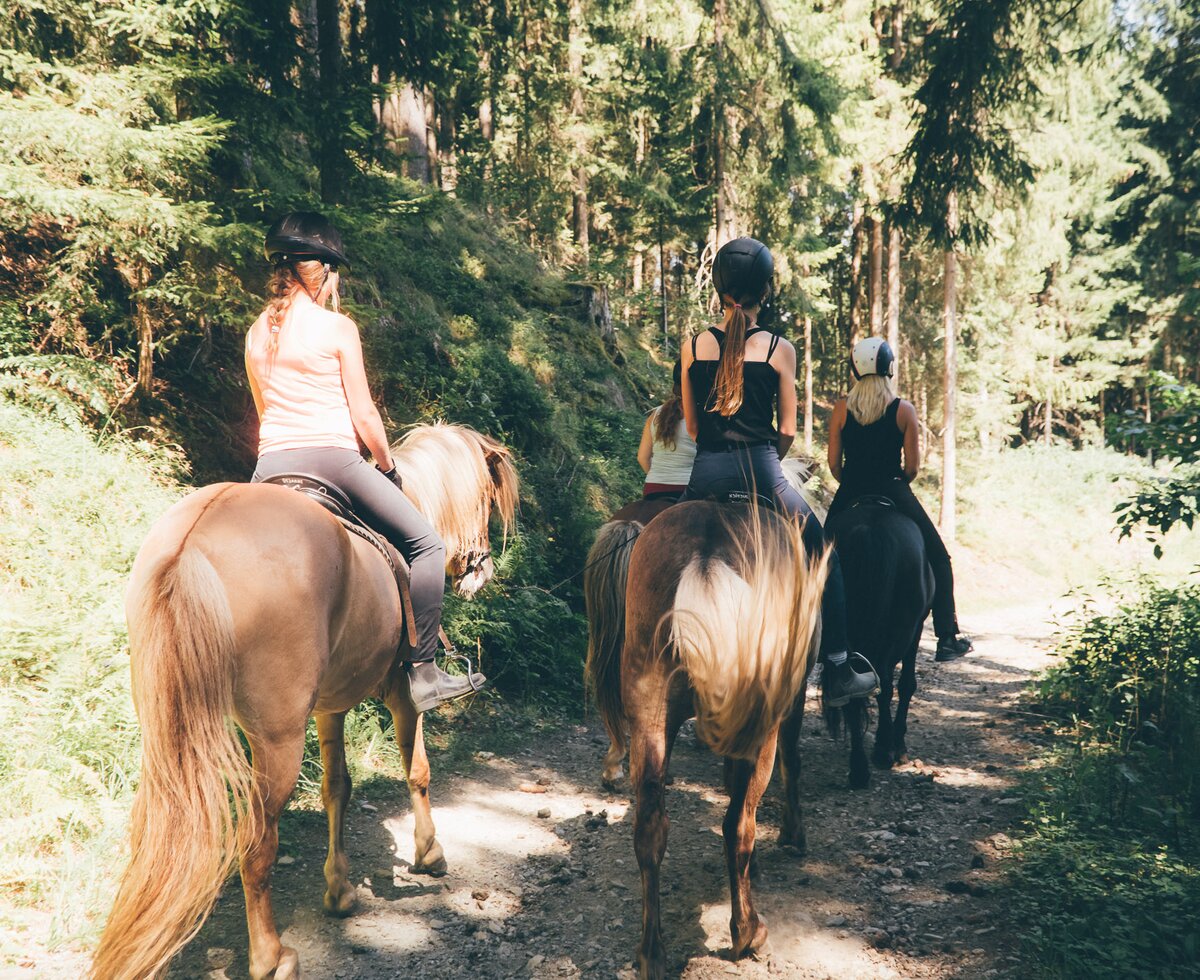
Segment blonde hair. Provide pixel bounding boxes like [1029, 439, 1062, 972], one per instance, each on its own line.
[847, 374, 898, 426]
[262, 261, 341, 353]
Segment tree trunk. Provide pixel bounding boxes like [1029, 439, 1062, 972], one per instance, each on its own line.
[380, 83, 430, 182]
[713, 0, 736, 244]
[869, 215, 883, 336]
[940, 234, 958, 541]
[315, 0, 345, 203]
[890, 1, 904, 70]
[1044, 353, 1053, 445]
[803, 311, 813, 454]
[568, 0, 589, 264]
[848, 201, 865, 364]
[887, 221, 901, 379]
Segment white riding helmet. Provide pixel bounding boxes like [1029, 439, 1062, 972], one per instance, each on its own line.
[850, 337, 895, 380]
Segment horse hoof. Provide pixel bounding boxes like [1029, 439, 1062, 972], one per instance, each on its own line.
[274, 947, 301, 979]
[733, 916, 769, 958]
[849, 768, 870, 791]
[895, 751, 909, 765]
[323, 883, 357, 918]
[778, 830, 807, 856]
[872, 751, 893, 770]
[601, 769, 624, 791]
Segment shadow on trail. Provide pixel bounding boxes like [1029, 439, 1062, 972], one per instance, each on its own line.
[174, 629, 1048, 979]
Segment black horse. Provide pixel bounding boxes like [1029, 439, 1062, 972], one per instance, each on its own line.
[827, 498, 935, 789]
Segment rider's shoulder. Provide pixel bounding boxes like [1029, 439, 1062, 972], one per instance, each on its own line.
[895, 399, 918, 423]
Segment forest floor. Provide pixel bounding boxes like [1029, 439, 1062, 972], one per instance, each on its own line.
[156, 596, 1058, 980]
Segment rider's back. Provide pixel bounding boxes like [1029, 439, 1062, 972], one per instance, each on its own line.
[841, 398, 904, 489]
[247, 304, 358, 455]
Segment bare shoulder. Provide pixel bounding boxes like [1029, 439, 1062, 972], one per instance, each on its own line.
[896, 399, 918, 426]
[832, 397, 847, 421]
[772, 335, 796, 362]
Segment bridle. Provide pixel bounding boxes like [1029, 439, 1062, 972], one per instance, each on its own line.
[460, 548, 492, 578]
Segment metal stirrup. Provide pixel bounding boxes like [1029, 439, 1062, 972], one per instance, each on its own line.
[437, 626, 486, 693]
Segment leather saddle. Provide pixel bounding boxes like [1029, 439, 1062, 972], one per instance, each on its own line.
[848, 494, 896, 511]
[261, 473, 419, 649]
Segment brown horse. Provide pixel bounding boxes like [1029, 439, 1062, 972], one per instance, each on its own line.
[92, 423, 518, 980]
[607, 501, 827, 979]
[583, 495, 676, 788]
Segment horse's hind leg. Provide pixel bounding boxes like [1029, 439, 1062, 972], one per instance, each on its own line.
[872, 664, 897, 770]
[601, 729, 626, 789]
[892, 632, 920, 764]
[725, 731, 777, 959]
[777, 683, 809, 852]
[241, 732, 305, 980]
[317, 711, 358, 916]
[845, 699, 870, 789]
[385, 682, 447, 875]
[630, 702, 683, 980]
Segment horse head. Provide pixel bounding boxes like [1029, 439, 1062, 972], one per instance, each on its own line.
[390, 423, 519, 598]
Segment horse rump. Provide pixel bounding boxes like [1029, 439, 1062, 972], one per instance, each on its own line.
[665, 503, 828, 760]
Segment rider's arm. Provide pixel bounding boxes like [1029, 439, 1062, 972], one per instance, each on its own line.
[335, 315, 395, 471]
[899, 399, 920, 481]
[775, 340, 797, 459]
[244, 332, 265, 420]
[637, 413, 654, 473]
[828, 399, 846, 481]
[681, 338, 699, 440]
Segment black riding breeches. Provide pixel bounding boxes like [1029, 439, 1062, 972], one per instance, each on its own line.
[252, 446, 446, 663]
[827, 477, 959, 638]
[684, 445, 849, 657]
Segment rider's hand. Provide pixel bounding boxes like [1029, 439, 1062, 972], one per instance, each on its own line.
[376, 463, 403, 491]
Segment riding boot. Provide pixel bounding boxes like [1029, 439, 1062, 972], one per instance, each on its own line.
[406, 660, 486, 713]
[822, 652, 880, 708]
[934, 634, 974, 662]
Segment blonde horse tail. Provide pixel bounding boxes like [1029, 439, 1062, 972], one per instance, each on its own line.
[584, 519, 644, 750]
[671, 509, 829, 760]
[93, 545, 258, 980]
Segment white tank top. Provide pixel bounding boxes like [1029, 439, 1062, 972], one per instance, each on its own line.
[644, 410, 697, 487]
[246, 304, 359, 456]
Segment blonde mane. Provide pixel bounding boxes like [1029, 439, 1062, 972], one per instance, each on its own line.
[391, 422, 518, 561]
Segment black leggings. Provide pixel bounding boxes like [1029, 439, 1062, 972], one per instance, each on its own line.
[827, 477, 959, 638]
[683, 445, 849, 657]
[252, 446, 446, 663]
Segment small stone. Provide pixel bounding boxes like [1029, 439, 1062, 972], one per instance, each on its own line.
[519, 782, 548, 794]
[536, 776, 552, 786]
[997, 797, 1021, 805]
[487, 920, 505, 935]
[472, 888, 490, 901]
[276, 855, 295, 866]
[430, 919, 447, 930]
[825, 914, 847, 927]
[472, 930, 489, 942]
[897, 822, 920, 836]
[527, 954, 546, 971]
[877, 830, 897, 841]
[360, 802, 378, 813]
[880, 884, 905, 895]
[537, 807, 552, 819]
[206, 948, 235, 970]
[971, 854, 986, 869]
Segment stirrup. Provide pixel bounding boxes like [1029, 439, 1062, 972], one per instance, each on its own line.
[437, 626, 486, 693]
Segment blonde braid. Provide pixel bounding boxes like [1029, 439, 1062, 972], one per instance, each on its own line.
[264, 265, 296, 355]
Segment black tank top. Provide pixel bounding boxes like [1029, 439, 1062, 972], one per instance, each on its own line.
[841, 398, 904, 488]
[688, 327, 781, 450]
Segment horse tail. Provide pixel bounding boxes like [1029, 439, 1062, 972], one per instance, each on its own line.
[93, 544, 258, 980]
[584, 519, 644, 751]
[671, 509, 828, 760]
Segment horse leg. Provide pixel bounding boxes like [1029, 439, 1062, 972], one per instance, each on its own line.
[241, 733, 304, 980]
[384, 683, 446, 875]
[845, 699, 870, 790]
[893, 637, 919, 764]
[872, 664, 897, 770]
[601, 730, 626, 789]
[316, 712, 358, 916]
[777, 687, 808, 853]
[725, 732, 777, 959]
[631, 717, 673, 980]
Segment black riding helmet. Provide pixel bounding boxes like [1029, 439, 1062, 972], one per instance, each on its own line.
[712, 237, 774, 307]
[264, 212, 350, 270]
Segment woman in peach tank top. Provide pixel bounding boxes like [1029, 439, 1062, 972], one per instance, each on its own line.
[245, 212, 483, 713]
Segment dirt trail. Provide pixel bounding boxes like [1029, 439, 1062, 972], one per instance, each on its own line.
[169, 599, 1058, 980]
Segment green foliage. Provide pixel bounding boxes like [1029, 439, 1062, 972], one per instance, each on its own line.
[1009, 581, 1200, 977]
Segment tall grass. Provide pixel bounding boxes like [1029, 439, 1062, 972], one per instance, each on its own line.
[0, 401, 181, 956]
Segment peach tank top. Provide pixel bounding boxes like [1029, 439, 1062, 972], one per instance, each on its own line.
[247, 307, 359, 456]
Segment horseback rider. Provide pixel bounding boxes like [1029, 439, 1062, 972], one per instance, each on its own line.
[827, 338, 973, 662]
[680, 237, 879, 706]
[638, 359, 697, 500]
[244, 211, 484, 711]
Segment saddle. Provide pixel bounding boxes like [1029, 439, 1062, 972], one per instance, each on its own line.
[261, 473, 419, 649]
[849, 494, 896, 511]
[702, 484, 778, 510]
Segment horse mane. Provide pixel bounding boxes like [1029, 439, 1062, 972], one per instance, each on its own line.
[390, 422, 518, 560]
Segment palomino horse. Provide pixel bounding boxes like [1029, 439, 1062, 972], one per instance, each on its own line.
[610, 501, 827, 978]
[92, 423, 518, 980]
[825, 499, 934, 789]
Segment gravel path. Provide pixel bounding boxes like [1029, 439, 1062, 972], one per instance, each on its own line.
[171, 601, 1058, 980]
